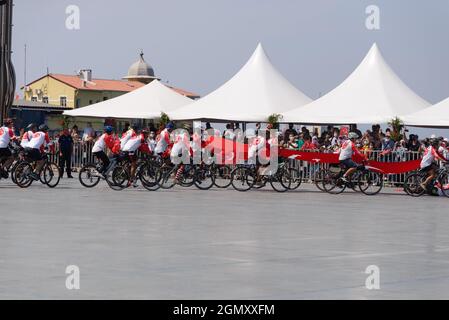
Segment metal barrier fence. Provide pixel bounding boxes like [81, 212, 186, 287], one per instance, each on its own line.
[287, 150, 423, 187]
[50, 141, 426, 186]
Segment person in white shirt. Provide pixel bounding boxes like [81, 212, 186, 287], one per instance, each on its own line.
[154, 122, 174, 155]
[420, 139, 446, 190]
[337, 132, 365, 183]
[0, 118, 17, 178]
[82, 122, 95, 142]
[27, 124, 51, 181]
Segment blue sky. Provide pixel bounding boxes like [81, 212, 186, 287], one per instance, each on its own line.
[11, 0, 449, 135]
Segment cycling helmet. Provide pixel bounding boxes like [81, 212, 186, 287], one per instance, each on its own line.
[166, 122, 175, 130]
[348, 132, 359, 140]
[26, 123, 37, 131]
[39, 124, 49, 132]
[104, 126, 113, 134]
[140, 128, 149, 134]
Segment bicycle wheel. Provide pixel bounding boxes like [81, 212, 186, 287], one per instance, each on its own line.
[231, 167, 255, 192]
[358, 171, 383, 195]
[79, 164, 101, 188]
[403, 172, 425, 197]
[270, 168, 291, 192]
[14, 162, 34, 188]
[194, 166, 215, 190]
[179, 165, 196, 188]
[157, 166, 176, 189]
[9, 160, 21, 184]
[313, 168, 327, 192]
[438, 171, 449, 198]
[213, 165, 232, 188]
[287, 167, 302, 190]
[106, 164, 129, 191]
[139, 162, 161, 191]
[322, 171, 346, 194]
[42, 162, 61, 188]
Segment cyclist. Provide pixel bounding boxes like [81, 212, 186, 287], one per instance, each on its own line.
[20, 123, 37, 148]
[154, 121, 174, 156]
[120, 123, 138, 149]
[337, 132, 366, 183]
[420, 138, 446, 190]
[91, 126, 116, 175]
[121, 128, 151, 186]
[26, 124, 52, 181]
[171, 124, 192, 184]
[0, 118, 17, 178]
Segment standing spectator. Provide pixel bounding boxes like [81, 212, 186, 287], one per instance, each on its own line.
[284, 123, 297, 142]
[148, 131, 157, 152]
[58, 128, 74, 178]
[285, 134, 299, 149]
[381, 131, 395, 151]
[82, 122, 95, 142]
[350, 124, 362, 138]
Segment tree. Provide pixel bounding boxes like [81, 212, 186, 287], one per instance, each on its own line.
[267, 113, 283, 130]
[388, 117, 404, 141]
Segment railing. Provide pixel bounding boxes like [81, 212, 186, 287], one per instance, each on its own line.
[288, 150, 424, 187]
[50, 141, 430, 186]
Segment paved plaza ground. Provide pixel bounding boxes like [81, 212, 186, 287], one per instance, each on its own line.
[1, 179, 449, 299]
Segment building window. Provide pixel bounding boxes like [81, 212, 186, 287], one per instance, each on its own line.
[89, 100, 93, 105]
[42, 96, 49, 104]
[75, 99, 80, 108]
[60, 96, 67, 107]
[103, 97, 108, 101]
[31, 96, 38, 102]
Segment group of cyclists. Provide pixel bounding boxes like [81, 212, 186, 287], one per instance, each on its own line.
[0, 118, 52, 182]
[1, 117, 448, 196]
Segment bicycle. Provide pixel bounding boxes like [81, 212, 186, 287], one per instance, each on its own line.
[404, 165, 449, 197]
[322, 161, 384, 195]
[13, 150, 61, 188]
[230, 163, 293, 192]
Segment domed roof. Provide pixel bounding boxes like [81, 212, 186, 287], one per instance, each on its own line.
[123, 51, 157, 81]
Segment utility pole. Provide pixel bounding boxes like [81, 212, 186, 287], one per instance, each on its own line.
[0, 0, 16, 123]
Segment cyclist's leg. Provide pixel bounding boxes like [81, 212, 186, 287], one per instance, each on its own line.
[342, 159, 357, 179]
[421, 164, 437, 188]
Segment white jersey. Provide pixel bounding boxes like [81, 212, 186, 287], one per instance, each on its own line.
[27, 132, 48, 150]
[0, 126, 14, 148]
[154, 128, 170, 154]
[170, 131, 190, 158]
[120, 129, 136, 149]
[421, 146, 439, 169]
[20, 131, 33, 148]
[122, 134, 143, 152]
[438, 146, 449, 161]
[248, 136, 266, 163]
[92, 133, 112, 153]
[338, 140, 356, 161]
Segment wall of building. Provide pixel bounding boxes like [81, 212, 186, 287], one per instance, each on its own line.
[24, 76, 76, 108]
[75, 90, 127, 108]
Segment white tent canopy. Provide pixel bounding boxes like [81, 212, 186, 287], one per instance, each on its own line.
[403, 97, 449, 128]
[168, 43, 312, 122]
[63, 80, 192, 119]
[281, 43, 430, 124]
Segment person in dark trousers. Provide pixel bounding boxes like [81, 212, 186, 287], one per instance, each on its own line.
[58, 128, 74, 178]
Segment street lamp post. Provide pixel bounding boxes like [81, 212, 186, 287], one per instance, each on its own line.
[0, 0, 16, 123]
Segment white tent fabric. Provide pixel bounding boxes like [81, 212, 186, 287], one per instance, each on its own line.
[63, 80, 192, 119]
[168, 43, 312, 122]
[403, 97, 449, 128]
[281, 43, 430, 124]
